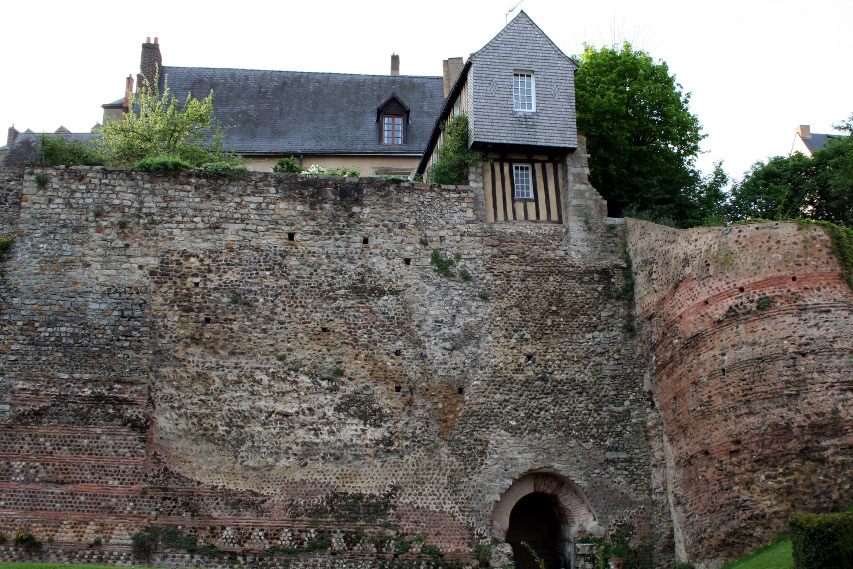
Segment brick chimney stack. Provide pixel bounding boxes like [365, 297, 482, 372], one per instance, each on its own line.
[796, 125, 812, 139]
[122, 75, 135, 115]
[7, 126, 19, 146]
[391, 54, 400, 76]
[442, 57, 464, 98]
[139, 37, 162, 93]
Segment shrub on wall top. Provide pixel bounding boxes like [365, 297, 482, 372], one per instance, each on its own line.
[135, 155, 194, 174]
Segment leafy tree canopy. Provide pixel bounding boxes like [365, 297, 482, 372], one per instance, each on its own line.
[728, 114, 853, 227]
[574, 42, 705, 222]
[98, 71, 238, 168]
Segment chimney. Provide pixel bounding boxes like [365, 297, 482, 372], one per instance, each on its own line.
[390, 54, 400, 76]
[122, 75, 134, 114]
[797, 125, 811, 139]
[7, 125, 19, 146]
[442, 57, 464, 98]
[139, 37, 162, 94]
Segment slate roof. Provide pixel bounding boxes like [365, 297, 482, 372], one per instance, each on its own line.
[417, 11, 579, 176]
[801, 132, 843, 154]
[466, 11, 578, 150]
[1, 132, 99, 168]
[159, 67, 444, 156]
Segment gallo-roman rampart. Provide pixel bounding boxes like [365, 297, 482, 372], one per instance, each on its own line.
[0, 150, 851, 568]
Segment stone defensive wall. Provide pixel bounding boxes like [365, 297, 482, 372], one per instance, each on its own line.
[627, 219, 853, 566]
[0, 166, 656, 568]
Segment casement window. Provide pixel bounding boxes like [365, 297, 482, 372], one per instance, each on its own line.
[383, 115, 404, 145]
[513, 71, 535, 111]
[513, 164, 533, 199]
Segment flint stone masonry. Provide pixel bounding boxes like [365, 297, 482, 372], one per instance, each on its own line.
[0, 166, 655, 568]
[627, 219, 853, 567]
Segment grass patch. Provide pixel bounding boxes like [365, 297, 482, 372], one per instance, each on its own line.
[721, 536, 793, 569]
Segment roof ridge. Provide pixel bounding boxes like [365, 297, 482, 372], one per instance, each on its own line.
[162, 65, 441, 80]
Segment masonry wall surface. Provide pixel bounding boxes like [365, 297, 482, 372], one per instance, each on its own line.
[0, 166, 654, 567]
[627, 219, 853, 567]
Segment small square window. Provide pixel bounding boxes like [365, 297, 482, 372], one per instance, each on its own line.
[513, 71, 535, 111]
[513, 164, 532, 199]
[383, 115, 404, 145]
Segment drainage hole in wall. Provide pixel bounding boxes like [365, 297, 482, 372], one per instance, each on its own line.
[288, 232, 296, 241]
[404, 258, 411, 265]
[204, 317, 211, 324]
[394, 349, 402, 356]
[194, 281, 200, 287]
[739, 286, 745, 292]
[321, 327, 328, 333]
[458, 387, 464, 395]
[395, 385, 402, 393]
[526, 354, 535, 365]
[792, 276, 797, 281]
[363, 237, 369, 245]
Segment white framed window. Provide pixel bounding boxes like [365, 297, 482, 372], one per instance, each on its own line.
[513, 164, 532, 199]
[513, 71, 535, 111]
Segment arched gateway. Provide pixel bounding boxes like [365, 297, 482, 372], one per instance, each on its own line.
[492, 473, 596, 569]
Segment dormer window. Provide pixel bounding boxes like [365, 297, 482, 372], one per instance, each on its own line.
[513, 71, 535, 111]
[377, 93, 410, 145]
[383, 115, 404, 145]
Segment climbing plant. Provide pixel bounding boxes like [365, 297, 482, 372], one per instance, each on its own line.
[428, 114, 480, 185]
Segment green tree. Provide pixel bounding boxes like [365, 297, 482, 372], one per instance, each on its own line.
[728, 114, 852, 226]
[574, 42, 705, 222]
[98, 71, 237, 167]
[691, 160, 730, 226]
[39, 134, 105, 166]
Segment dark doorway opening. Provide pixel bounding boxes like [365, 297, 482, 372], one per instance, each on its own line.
[506, 492, 562, 569]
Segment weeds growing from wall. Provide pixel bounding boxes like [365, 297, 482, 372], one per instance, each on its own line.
[198, 162, 249, 178]
[14, 530, 42, 550]
[34, 172, 50, 188]
[0, 236, 12, 258]
[135, 155, 194, 174]
[132, 525, 219, 560]
[797, 219, 853, 290]
[614, 253, 635, 299]
[431, 250, 456, 277]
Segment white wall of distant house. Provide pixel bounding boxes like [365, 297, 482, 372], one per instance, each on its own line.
[2, 0, 850, 182]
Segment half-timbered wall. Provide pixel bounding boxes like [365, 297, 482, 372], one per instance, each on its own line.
[483, 155, 564, 222]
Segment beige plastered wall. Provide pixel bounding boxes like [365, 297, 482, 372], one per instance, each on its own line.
[244, 155, 420, 175]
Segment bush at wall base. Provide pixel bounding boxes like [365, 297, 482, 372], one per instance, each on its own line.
[789, 511, 853, 569]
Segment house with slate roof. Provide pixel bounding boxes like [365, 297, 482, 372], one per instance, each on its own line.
[791, 124, 845, 157]
[417, 11, 580, 223]
[103, 39, 445, 176]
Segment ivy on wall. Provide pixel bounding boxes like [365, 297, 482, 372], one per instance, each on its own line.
[428, 114, 481, 185]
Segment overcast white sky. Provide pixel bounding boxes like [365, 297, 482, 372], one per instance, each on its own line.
[2, 0, 850, 180]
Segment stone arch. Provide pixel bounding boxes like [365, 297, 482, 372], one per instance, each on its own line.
[492, 473, 597, 568]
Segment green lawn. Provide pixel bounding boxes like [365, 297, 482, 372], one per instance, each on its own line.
[721, 536, 794, 569]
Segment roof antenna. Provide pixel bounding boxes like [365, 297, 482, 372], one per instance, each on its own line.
[506, 0, 525, 23]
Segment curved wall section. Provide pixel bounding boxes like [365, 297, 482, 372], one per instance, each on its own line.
[627, 219, 853, 565]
